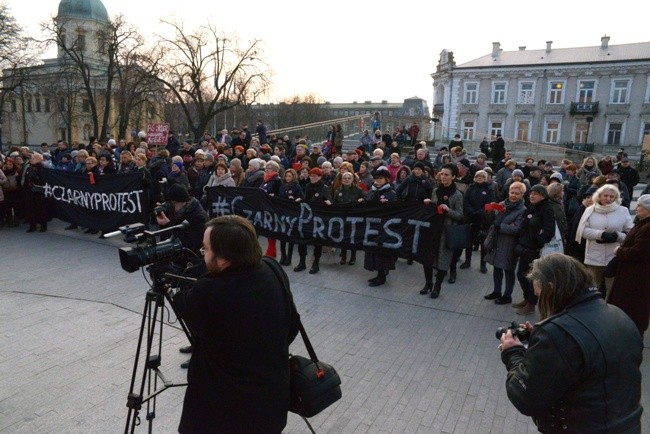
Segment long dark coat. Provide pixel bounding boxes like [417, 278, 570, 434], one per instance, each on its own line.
[484, 200, 526, 270]
[609, 216, 650, 335]
[363, 185, 398, 271]
[174, 262, 297, 434]
[23, 163, 48, 225]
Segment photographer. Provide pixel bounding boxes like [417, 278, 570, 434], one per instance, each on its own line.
[155, 184, 207, 255]
[173, 215, 298, 434]
[499, 254, 642, 433]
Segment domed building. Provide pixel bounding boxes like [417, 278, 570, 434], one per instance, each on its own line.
[1, 0, 162, 148]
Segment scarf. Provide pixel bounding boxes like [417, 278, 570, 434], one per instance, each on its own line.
[575, 202, 620, 243]
[504, 198, 523, 211]
[435, 182, 456, 206]
[264, 171, 278, 182]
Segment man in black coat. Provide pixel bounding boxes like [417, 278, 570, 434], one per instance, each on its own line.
[490, 134, 505, 166]
[174, 215, 298, 434]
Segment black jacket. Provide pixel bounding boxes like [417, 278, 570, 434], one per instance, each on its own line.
[395, 173, 433, 202]
[502, 291, 643, 433]
[304, 180, 331, 203]
[175, 261, 298, 434]
[516, 198, 556, 253]
[161, 198, 208, 254]
[463, 182, 494, 226]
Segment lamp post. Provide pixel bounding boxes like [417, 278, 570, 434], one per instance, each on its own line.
[585, 116, 593, 148]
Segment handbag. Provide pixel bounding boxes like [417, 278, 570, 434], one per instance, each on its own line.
[262, 257, 342, 418]
[482, 225, 497, 252]
[540, 223, 564, 257]
[445, 224, 470, 251]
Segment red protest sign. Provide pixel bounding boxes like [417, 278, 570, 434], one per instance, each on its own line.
[146, 123, 170, 146]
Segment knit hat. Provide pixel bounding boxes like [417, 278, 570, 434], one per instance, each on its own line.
[413, 161, 425, 171]
[373, 166, 390, 179]
[457, 158, 471, 169]
[637, 194, 650, 211]
[107, 139, 117, 146]
[582, 187, 598, 199]
[370, 155, 382, 162]
[309, 167, 323, 177]
[512, 169, 524, 178]
[234, 145, 245, 153]
[530, 184, 548, 198]
[317, 156, 327, 166]
[168, 184, 190, 202]
[173, 161, 184, 171]
[549, 172, 563, 182]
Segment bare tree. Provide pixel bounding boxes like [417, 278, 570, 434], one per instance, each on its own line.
[274, 93, 328, 128]
[151, 21, 271, 142]
[0, 2, 40, 150]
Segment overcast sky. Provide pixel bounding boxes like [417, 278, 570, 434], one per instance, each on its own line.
[5, 0, 649, 108]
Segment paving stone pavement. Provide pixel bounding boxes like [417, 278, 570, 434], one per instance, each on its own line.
[1, 219, 648, 433]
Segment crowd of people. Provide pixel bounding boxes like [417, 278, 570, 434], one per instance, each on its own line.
[0, 125, 648, 335]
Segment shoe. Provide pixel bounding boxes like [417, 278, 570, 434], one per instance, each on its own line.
[26, 226, 37, 233]
[459, 261, 471, 269]
[309, 265, 319, 274]
[348, 259, 355, 265]
[180, 361, 190, 369]
[368, 274, 386, 287]
[484, 292, 501, 300]
[448, 271, 456, 284]
[88, 229, 99, 234]
[279, 254, 287, 265]
[473, 245, 479, 251]
[368, 276, 380, 284]
[430, 283, 441, 299]
[64, 224, 78, 230]
[512, 299, 527, 309]
[98, 233, 106, 239]
[419, 285, 432, 295]
[293, 263, 306, 272]
[407, 259, 414, 265]
[340, 258, 347, 265]
[179, 345, 193, 354]
[480, 262, 488, 274]
[516, 302, 536, 315]
[495, 296, 512, 305]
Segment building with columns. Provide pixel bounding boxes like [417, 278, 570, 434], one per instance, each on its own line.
[431, 37, 650, 154]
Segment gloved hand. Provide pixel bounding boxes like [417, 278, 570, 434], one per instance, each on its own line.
[600, 231, 618, 243]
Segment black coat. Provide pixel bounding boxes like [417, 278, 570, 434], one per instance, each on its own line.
[502, 292, 642, 433]
[175, 262, 298, 434]
[516, 199, 556, 259]
[363, 184, 398, 271]
[395, 174, 433, 203]
[463, 182, 494, 227]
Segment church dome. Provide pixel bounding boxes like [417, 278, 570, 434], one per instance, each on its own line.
[57, 0, 109, 23]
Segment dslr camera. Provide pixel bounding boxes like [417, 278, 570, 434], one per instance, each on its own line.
[495, 321, 530, 342]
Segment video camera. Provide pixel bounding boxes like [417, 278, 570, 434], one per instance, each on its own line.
[112, 221, 189, 273]
[495, 321, 531, 342]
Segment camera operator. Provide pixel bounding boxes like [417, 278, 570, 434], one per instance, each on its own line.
[173, 215, 299, 434]
[155, 184, 207, 255]
[498, 253, 642, 433]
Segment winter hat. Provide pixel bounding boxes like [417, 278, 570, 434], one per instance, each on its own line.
[512, 169, 524, 178]
[373, 166, 390, 179]
[413, 162, 425, 171]
[370, 155, 382, 162]
[107, 139, 117, 146]
[173, 161, 184, 171]
[309, 167, 323, 177]
[549, 172, 563, 183]
[168, 184, 191, 202]
[582, 187, 598, 199]
[530, 184, 549, 198]
[457, 158, 471, 169]
[637, 194, 650, 211]
[317, 156, 327, 166]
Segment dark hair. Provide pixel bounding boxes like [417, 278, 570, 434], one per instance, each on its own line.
[527, 254, 593, 320]
[441, 163, 458, 177]
[206, 215, 262, 268]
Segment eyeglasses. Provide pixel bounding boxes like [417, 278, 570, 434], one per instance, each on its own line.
[199, 247, 205, 256]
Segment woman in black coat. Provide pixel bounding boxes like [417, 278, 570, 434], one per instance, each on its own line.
[277, 168, 303, 266]
[363, 167, 398, 286]
[461, 170, 494, 273]
[24, 153, 49, 232]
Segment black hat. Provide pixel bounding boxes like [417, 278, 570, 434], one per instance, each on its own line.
[530, 184, 548, 198]
[413, 162, 425, 170]
[457, 158, 471, 169]
[373, 166, 390, 179]
[582, 187, 598, 199]
[168, 184, 191, 202]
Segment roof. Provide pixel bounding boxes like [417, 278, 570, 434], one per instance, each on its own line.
[457, 41, 650, 69]
[57, 0, 109, 23]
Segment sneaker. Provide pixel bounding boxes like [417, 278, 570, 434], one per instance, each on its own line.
[512, 299, 527, 309]
[484, 292, 501, 300]
[516, 302, 536, 315]
[494, 296, 512, 305]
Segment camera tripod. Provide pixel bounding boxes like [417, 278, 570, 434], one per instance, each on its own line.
[124, 264, 194, 434]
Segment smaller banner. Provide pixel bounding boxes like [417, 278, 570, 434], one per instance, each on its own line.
[40, 168, 148, 232]
[206, 186, 444, 263]
[147, 123, 170, 146]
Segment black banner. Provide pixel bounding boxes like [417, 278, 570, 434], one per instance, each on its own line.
[206, 186, 444, 263]
[41, 168, 148, 232]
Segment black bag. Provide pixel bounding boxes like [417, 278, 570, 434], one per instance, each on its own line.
[262, 257, 342, 418]
[603, 256, 618, 278]
[445, 224, 470, 250]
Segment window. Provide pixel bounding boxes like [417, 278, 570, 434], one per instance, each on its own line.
[607, 123, 623, 145]
[492, 82, 507, 104]
[464, 82, 478, 104]
[11, 99, 17, 112]
[25, 97, 32, 112]
[75, 31, 86, 51]
[44, 98, 50, 112]
[548, 81, 565, 104]
[517, 121, 530, 141]
[35, 97, 41, 112]
[82, 99, 90, 113]
[462, 120, 475, 140]
[544, 122, 560, 144]
[490, 122, 503, 139]
[611, 80, 630, 104]
[578, 80, 596, 103]
[518, 82, 535, 104]
[574, 122, 589, 143]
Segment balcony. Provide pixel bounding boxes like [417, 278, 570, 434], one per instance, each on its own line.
[433, 103, 444, 115]
[570, 101, 599, 115]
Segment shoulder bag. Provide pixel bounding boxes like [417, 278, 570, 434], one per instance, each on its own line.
[262, 257, 342, 420]
[445, 223, 471, 251]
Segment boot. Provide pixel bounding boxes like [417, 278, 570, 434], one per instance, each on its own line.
[516, 302, 536, 315]
[512, 299, 528, 309]
[419, 283, 432, 295]
[284, 244, 294, 266]
[348, 251, 356, 265]
[309, 258, 320, 274]
[279, 252, 288, 266]
[265, 238, 277, 258]
[368, 271, 386, 287]
[459, 260, 471, 270]
[480, 261, 488, 274]
[39, 223, 47, 232]
[430, 282, 442, 299]
[293, 257, 306, 272]
[340, 251, 347, 265]
[448, 268, 457, 284]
